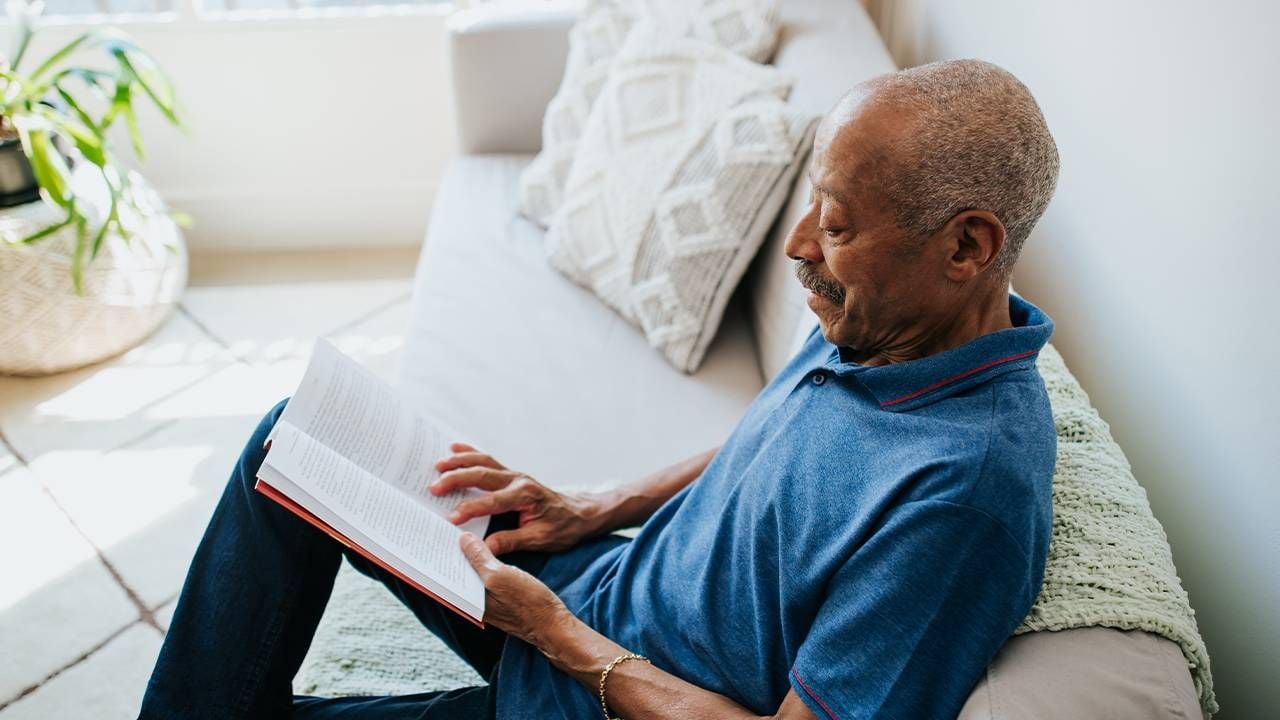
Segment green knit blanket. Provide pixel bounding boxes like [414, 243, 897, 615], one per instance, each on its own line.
[298, 343, 1217, 716]
[1018, 344, 1216, 715]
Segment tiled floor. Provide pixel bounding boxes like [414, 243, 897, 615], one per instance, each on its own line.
[0, 249, 419, 717]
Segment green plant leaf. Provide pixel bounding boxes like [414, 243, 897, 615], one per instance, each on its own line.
[121, 98, 145, 161]
[28, 31, 104, 83]
[51, 68, 114, 99]
[53, 84, 101, 132]
[112, 48, 182, 129]
[38, 106, 106, 167]
[71, 213, 89, 295]
[12, 214, 75, 245]
[8, 2, 38, 72]
[90, 215, 112, 259]
[90, 168, 120, 260]
[6, 24, 189, 290]
[168, 208, 193, 227]
[20, 127, 74, 210]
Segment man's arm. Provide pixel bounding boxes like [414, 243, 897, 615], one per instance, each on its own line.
[460, 533, 819, 720]
[432, 444, 719, 553]
[588, 445, 719, 531]
[539, 606, 819, 720]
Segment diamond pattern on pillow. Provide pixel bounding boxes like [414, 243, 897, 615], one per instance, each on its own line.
[610, 67, 687, 141]
[546, 28, 816, 373]
[632, 274, 702, 346]
[518, 0, 781, 228]
[655, 183, 737, 258]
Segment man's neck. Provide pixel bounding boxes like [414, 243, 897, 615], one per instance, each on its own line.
[857, 283, 1013, 366]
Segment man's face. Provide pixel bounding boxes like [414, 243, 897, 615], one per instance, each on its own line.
[784, 99, 949, 360]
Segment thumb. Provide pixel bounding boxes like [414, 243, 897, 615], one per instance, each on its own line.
[459, 532, 499, 575]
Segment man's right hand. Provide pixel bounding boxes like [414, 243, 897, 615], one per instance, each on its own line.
[430, 443, 617, 555]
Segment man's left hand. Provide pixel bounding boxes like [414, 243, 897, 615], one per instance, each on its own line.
[459, 532, 569, 645]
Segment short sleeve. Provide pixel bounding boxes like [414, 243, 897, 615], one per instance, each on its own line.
[789, 500, 1037, 720]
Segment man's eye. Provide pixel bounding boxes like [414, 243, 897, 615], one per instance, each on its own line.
[821, 227, 844, 239]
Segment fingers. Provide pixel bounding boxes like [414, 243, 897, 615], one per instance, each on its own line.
[449, 483, 538, 524]
[459, 532, 501, 576]
[435, 450, 505, 474]
[431, 467, 516, 496]
[484, 528, 539, 555]
[450, 442, 477, 453]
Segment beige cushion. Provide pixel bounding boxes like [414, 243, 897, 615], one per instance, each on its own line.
[546, 24, 816, 373]
[959, 628, 1205, 720]
[744, 0, 898, 380]
[399, 155, 763, 490]
[517, 0, 781, 226]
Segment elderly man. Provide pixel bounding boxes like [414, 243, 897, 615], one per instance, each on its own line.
[141, 59, 1060, 720]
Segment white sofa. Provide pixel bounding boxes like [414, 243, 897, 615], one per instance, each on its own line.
[390, 2, 1207, 717]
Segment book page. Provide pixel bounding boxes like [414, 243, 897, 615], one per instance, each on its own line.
[273, 339, 487, 537]
[264, 422, 484, 612]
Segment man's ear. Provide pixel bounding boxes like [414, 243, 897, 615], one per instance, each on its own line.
[940, 210, 1006, 282]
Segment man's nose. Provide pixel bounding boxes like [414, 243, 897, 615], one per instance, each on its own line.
[783, 217, 824, 265]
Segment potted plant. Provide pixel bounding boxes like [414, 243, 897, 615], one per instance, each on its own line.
[0, 0, 190, 376]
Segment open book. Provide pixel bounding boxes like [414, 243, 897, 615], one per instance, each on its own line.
[256, 339, 489, 625]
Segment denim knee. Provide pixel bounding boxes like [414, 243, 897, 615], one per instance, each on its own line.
[234, 397, 290, 493]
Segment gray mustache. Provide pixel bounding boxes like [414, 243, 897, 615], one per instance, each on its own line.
[794, 260, 845, 305]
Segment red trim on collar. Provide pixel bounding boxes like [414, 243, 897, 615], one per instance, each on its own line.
[879, 349, 1040, 408]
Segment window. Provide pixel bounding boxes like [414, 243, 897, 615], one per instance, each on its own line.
[6, 0, 453, 19]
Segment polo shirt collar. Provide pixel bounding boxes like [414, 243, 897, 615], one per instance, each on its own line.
[823, 294, 1054, 412]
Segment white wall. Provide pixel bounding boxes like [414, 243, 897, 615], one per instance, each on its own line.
[863, 1, 1278, 716]
[22, 7, 458, 251]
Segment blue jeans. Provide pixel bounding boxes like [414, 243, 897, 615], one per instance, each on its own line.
[139, 399, 550, 719]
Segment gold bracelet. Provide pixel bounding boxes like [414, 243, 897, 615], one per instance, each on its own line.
[598, 652, 650, 720]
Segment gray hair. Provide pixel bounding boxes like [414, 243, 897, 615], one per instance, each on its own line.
[870, 59, 1060, 278]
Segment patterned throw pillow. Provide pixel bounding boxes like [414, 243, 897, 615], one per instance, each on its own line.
[545, 25, 817, 373]
[518, 0, 781, 227]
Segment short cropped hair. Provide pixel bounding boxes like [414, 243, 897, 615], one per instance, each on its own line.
[873, 59, 1060, 278]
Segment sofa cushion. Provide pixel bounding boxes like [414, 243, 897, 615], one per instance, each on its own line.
[546, 24, 816, 373]
[744, 0, 899, 381]
[400, 154, 764, 490]
[958, 628, 1205, 720]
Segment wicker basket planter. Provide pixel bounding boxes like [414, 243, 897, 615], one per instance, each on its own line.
[0, 165, 186, 376]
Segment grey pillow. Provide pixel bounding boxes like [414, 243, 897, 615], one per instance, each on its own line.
[958, 628, 1205, 720]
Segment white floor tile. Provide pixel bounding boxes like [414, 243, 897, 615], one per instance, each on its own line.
[0, 623, 161, 720]
[146, 298, 412, 424]
[31, 415, 260, 611]
[0, 447, 16, 477]
[153, 599, 176, 633]
[0, 270, 417, 708]
[29, 297, 415, 610]
[145, 360, 302, 424]
[0, 454, 138, 703]
[324, 297, 412, 382]
[180, 280, 411, 364]
[0, 311, 235, 461]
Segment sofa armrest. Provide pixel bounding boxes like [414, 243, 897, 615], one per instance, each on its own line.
[446, 3, 576, 154]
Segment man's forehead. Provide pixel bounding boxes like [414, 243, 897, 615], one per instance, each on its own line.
[809, 91, 902, 200]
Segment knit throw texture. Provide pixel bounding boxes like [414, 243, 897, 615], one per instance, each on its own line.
[297, 343, 1216, 715]
[1017, 344, 1216, 715]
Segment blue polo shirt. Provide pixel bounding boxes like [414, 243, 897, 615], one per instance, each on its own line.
[495, 295, 1056, 719]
